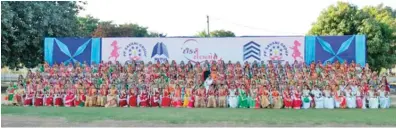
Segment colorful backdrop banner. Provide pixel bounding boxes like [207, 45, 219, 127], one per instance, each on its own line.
[44, 38, 101, 65]
[304, 35, 366, 66]
[101, 37, 305, 64]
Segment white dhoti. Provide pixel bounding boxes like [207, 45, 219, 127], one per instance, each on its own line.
[314, 97, 324, 109]
[379, 97, 389, 109]
[346, 97, 356, 108]
[228, 96, 238, 108]
[324, 97, 334, 109]
[369, 97, 379, 109]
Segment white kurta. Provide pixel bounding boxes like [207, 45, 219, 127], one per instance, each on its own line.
[312, 89, 324, 109]
[324, 90, 334, 109]
[228, 89, 238, 108]
[301, 89, 311, 109]
[368, 91, 379, 109]
[378, 91, 389, 109]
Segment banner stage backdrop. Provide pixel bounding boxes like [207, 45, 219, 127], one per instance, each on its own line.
[101, 37, 305, 64]
[43, 35, 366, 66]
[44, 38, 101, 66]
[305, 35, 366, 66]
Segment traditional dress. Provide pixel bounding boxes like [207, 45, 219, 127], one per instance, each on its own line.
[118, 90, 128, 107]
[324, 90, 334, 109]
[150, 92, 160, 107]
[301, 89, 311, 109]
[345, 89, 356, 108]
[206, 88, 216, 108]
[161, 88, 171, 107]
[24, 90, 34, 106]
[272, 90, 283, 109]
[45, 93, 54, 106]
[218, 87, 228, 108]
[75, 90, 86, 107]
[64, 91, 75, 107]
[34, 91, 44, 106]
[292, 90, 302, 109]
[238, 89, 248, 108]
[139, 91, 149, 107]
[312, 89, 324, 109]
[378, 90, 389, 109]
[355, 90, 363, 109]
[173, 87, 183, 108]
[368, 90, 379, 109]
[105, 88, 118, 107]
[194, 88, 205, 108]
[128, 88, 138, 107]
[228, 88, 238, 108]
[14, 88, 25, 106]
[85, 87, 97, 107]
[260, 89, 270, 108]
[283, 90, 292, 108]
[97, 88, 108, 107]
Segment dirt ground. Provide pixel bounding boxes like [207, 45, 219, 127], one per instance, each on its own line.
[1, 115, 391, 127]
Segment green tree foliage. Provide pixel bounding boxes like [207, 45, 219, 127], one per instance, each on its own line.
[78, 15, 100, 37]
[1, 1, 84, 69]
[195, 29, 235, 37]
[309, 2, 396, 71]
[92, 22, 166, 37]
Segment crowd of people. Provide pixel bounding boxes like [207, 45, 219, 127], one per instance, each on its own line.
[4, 59, 392, 109]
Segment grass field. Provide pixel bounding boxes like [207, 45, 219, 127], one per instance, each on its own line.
[2, 106, 396, 126]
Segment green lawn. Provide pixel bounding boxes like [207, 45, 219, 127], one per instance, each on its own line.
[2, 106, 396, 125]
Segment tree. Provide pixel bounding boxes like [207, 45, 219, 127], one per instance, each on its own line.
[92, 22, 165, 37]
[308, 2, 396, 72]
[1, 1, 84, 69]
[77, 15, 100, 37]
[195, 29, 235, 37]
[210, 30, 236, 37]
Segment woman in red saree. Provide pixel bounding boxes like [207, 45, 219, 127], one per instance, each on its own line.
[45, 87, 54, 106]
[150, 91, 160, 107]
[128, 85, 138, 107]
[118, 86, 128, 107]
[139, 87, 149, 107]
[34, 89, 44, 107]
[292, 87, 302, 109]
[172, 84, 183, 108]
[24, 86, 34, 106]
[161, 85, 171, 107]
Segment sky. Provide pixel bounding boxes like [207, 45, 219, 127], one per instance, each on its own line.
[78, 0, 396, 36]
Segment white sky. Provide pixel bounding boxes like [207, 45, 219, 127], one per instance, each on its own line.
[79, 0, 396, 36]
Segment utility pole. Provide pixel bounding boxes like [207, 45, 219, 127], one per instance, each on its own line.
[207, 15, 210, 36]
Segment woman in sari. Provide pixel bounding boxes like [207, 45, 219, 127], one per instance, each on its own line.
[138, 87, 149, 107]
[172, 84, 183, 108]
[105, 85, 118, 107]
[292, 87, 302, 109]
[355, 85, 364, 109]
[128, 85, 138, 107]
[161, 85, 172, 107]
[97, 85, 107, 107]
[206, 85, 217, 108]
[272, 87, 283, 109]
[238, 85, 249, 108]
[283, 87, 292, 109]
[14, 84, 25, 106]
[218, 84, 228, 108]
[118, 86, 128, 107]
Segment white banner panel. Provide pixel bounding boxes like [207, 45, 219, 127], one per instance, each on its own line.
[101, 37, 305, 64]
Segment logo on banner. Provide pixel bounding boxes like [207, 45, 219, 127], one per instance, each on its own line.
[289, 40, 303, 61]
[181, 39, 222, 62]
[151, 42, 169, 63]
[263, 41, 289, 62]
[243, 41, 261, 61]
[108, 40, 121, 61]
[123, 42, 147, 61]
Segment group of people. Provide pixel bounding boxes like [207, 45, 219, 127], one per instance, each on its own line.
[4, 59, 392, 109]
